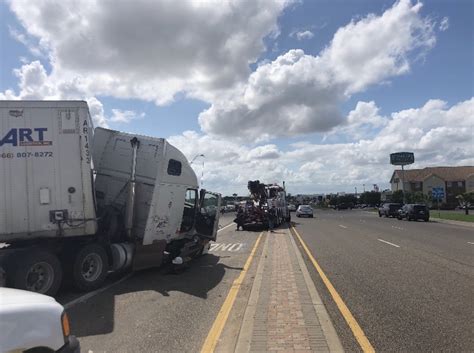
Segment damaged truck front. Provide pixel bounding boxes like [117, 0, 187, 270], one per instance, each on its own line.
[0, 101, 221, 296]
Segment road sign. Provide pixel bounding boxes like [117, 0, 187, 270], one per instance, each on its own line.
[432, 187, 444, 199]
[390, 152, 415, 165]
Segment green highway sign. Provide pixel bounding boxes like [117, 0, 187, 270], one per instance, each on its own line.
[390, 152, 414, 166]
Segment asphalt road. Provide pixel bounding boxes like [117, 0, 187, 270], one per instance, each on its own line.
[293, 209, 474, 352]
[60, 213, 261, 353]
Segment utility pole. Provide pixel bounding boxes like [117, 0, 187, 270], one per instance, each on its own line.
[401, 164, 406, 204]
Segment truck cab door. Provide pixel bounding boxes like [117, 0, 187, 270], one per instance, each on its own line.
[195, 190, 221, 241]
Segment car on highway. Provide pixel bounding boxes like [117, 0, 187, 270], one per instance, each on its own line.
[296, 205, 314, 218]
[335, 203, 352, 210]
[288, 204, 297, 212]
[0, 288, 80, 353]
[397, 204, 430, 221]
[379, 203, 403, 217]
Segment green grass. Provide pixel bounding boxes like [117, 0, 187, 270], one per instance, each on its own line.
[432, 210, 474, 223]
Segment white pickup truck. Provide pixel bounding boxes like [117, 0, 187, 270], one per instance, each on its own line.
[0, 288, 79, 353]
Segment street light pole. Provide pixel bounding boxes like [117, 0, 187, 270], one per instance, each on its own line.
[401, 164, 406, 204]
[189, 153, 205, 187]
[190, 153, 204, 165]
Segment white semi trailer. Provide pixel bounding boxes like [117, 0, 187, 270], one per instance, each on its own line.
[0, 101, 221, 296]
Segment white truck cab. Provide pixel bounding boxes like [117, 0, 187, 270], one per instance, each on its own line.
[0, 288, 79, 353]
[0, 101, 221, 296]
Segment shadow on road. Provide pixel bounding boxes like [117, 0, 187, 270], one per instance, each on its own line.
[67, 253, 242, 338]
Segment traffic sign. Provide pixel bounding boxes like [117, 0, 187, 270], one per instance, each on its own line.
[432, 187, 444, 199]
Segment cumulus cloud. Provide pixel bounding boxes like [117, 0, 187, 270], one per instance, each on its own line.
[199, 0, 436, 140]
[6, 0, 293, 104]
[172, 98, 474, 195]
[109, 109, 145, 123]
[293, 30, 314, 40]
[0, 61, 136, 128]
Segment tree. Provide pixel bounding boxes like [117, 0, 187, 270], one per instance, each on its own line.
[360, 191, 381, 206]
[456, 192, 474, 215]
[391, 190, 404, 203]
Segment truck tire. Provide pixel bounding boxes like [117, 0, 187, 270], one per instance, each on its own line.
[12, 250, 62, 296]
[73, 244, 109, 291]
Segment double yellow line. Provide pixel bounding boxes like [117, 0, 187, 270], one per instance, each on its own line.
[200, 232, 263, 353]
[291, 225, 375, 353]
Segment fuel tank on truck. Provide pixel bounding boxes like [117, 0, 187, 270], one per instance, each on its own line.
[0, 101, 97, 242]
[92, 127, 199, 245]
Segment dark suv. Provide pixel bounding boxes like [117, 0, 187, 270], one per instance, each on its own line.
[379, 203, 403, 218]
[397, 204, 430, 221]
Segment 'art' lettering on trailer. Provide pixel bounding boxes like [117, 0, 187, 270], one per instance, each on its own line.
[0, 128, 52, 147]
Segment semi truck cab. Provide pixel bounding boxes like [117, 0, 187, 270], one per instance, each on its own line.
[0, 101, 221, 296]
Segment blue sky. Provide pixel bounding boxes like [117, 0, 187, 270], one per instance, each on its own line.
[1, 0, 473, 195]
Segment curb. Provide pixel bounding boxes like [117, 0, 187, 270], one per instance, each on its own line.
[429, 217, 474, 228]
[234, 232, 270, 353]
[289, 230, 344, 352]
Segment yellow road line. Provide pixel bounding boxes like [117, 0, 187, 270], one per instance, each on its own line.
[291, 225, 376, 353]
[200, 232, 264, 353]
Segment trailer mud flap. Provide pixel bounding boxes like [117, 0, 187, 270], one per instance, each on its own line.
[132, 240, 167, 271]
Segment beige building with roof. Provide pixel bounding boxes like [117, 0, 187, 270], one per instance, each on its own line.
[390, 166, 474, 206]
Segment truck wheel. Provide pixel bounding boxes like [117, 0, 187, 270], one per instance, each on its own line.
[73, 244, 109, 291]
[12, 250, 62, 296]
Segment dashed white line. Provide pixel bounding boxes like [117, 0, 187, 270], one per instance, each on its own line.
[468, 242, 474, 245]
[338, 225, 348, 229]
[377, 239, 400, 248]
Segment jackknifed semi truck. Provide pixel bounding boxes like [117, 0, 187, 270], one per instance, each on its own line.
[0, 101, 221, 296]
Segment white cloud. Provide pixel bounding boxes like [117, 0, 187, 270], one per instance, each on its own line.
[335, 101, 387, 139]
[87, 97, 109, 128]
[199, 0, 436, 140]
[172, 98, 474, 195]
[439, 17, 449, 31]
[6, 0, 293, 105]
[8, 26, 45, 57]
[294, 30, 314, 40]
[109, 109, 145, 123]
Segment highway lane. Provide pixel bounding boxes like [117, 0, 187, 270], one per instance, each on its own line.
[293, 209, 474, 352]
[61, 214, 264, 353]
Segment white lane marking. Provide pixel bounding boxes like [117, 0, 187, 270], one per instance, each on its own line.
[209, 242, 245, 252]
[338, 225, 348, 229]
[391, 226, 404, 230]
[377, 239, 400, 248]
[468, 242, 474, 245]
[64, 272, 133, 309]
[218, 222, 234, 232]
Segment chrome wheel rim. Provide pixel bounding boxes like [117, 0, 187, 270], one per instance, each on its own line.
[81, 253, 103, 282]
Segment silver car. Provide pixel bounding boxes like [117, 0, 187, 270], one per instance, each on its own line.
[296, 205, 314, 218]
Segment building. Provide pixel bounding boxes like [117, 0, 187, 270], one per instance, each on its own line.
[390, 166, 474, 206]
